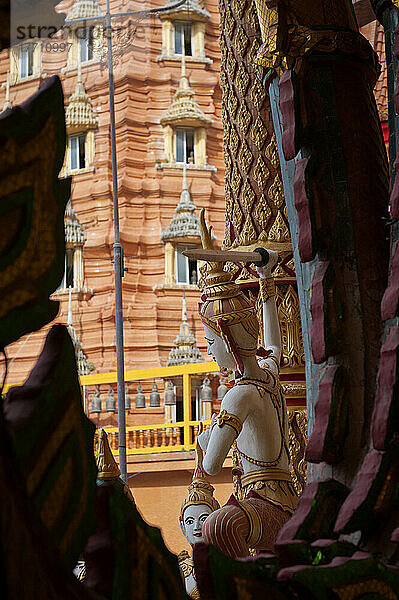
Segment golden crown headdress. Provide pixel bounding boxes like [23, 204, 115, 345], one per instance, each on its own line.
[198, 209, 258, 342]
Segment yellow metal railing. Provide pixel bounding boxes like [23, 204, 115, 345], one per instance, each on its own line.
[84, 362, 219, 454]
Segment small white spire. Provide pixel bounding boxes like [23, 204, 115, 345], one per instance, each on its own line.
[182, 293, 187, 322]
[182, 162, 188, 191]
[77, 59, 82, 84]
[68, 286, 73, 326]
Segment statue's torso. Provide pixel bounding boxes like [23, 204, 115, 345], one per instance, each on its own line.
[229, 370, 290, 475]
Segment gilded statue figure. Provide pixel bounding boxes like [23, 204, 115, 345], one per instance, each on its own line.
[178, 425, 220, 599]
[254, 0, 359, 73]
[197, 211, 297, 557]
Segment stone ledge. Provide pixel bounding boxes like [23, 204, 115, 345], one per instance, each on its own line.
[156, 55, 213, 65]
[157, 162, 217, 173]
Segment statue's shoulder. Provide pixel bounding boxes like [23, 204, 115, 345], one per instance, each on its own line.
[223, 383, 255, 405]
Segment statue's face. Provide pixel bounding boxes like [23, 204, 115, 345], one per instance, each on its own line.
[180, 504, 213, 545]
[204, 325, 236, 370]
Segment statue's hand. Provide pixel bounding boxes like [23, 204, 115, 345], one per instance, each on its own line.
[256, 249, 279, 279]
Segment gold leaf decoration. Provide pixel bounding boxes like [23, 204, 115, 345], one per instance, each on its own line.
[235, 64, 251, 97]
[238, 139, 254, 173]
[268, 210, 290, 242]
[236, 104, 252, 135]
[278, 285, 305, 367]
[253, 155, 270, 190]
[250, 115, 268, 151]
[268, 173, 284, 208]
[265, 133, 280, 169]
[235, 24, 249, 55]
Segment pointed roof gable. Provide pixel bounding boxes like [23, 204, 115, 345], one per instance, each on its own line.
[162, 165, 201, 241]
[161, 0, 210, 21]
[67, 0, 103, 21]
[65, 66, 98, 131]
[167, 296, 204, 366]
[160, 54, 212, 127]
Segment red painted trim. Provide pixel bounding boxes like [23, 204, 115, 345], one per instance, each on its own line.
[334, 450, 384, 534]
[276, 481, 319, 549]
[390, 150, 399, 219]
[305, 364, 339, 464]
[285, 398, 306, 407]
[294, 157, 314, 262]
[310, 261, 330, 364]
[279, 70, 296, 161]
[381, 121, 389, 144]
[372, 326, 399, 450]
[381, 240, 399, 320]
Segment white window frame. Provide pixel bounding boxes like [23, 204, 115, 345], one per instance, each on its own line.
[175, 246, 198, 284]
[175, 248, 189, 284]
[174, 21, 192, 56]
[175, 127, 195, 164]
[68, 133, 87, 172]
[78, 27, 94, 63]
[19, 43, 35, 79]
[59, 248, 74, 290]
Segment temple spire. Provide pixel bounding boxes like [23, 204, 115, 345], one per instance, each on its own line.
[182, 162, 188, 192]
[166, 295, 204, 366]
[97, 429, 121, 480]
[182, 293, 187, 322]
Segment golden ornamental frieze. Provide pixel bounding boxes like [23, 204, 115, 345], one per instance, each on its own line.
[288, 408, 308, 496]
[238, 139, 254, 173]
[277, 285, 305, 368]
[234, 24, 250, 56]
[252, 196, 271, 231]
[240, 181, 256, 214]
[236, 104, 252, 136]
[268, 210, 291, 243]
[265, 133, 280, 169]
[251, 115, 268, 151]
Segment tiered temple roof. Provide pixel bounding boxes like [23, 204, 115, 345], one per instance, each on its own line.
[67, 0, 103, 21]
[162, 165, 201, 240]
[166, 296, 204, 366]
[65, 64, 98, 131]
[65, 201, 86, 245]
[160, 54, 212, 127]
[162, 0, 210, 20]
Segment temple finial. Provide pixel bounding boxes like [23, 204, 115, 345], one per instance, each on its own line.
[68, 286, 73, 326]
[182, 162, 188, 190]
[97, 429, 121, 480]
[182, 293, 187, 322]
[77, 59, 82, 84]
